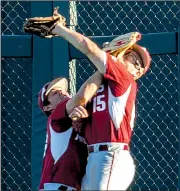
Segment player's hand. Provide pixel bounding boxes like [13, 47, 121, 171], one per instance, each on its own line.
[69, 106, 89, 121]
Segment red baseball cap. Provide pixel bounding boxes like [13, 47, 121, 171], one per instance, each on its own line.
[132, 44, 151, 78]
[38, 77, 68, 112]
[102, 32, 151, 79]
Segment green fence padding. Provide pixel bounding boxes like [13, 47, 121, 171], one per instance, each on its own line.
[69, 32, 178, 59]
[31, 2, 54, 189]
[2, 35, 32, 57]
[31, 2, 70, 189]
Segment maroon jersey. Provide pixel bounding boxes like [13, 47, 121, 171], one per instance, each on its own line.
[38, 98, 87, 190]
[84, 53, 137, 145]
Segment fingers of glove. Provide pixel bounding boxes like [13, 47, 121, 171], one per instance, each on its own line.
[60, 16, 66, 23]
[28, 28, 42, 35]
[24, 25, 54, 38]
[24, 28, 45, 38]
[53, 6, 59, 15]
[24, 24, 46, 34]
[28, 16, 58, 22]
[23, 27, 37, 33]
[45, 35, 53, 38]
[49, 22, 59, 32]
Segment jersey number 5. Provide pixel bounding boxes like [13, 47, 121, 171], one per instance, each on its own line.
[93, 95, 106, 112]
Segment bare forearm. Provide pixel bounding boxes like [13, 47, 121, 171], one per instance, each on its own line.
[66, 71, 102, 115]
[52, 24, 98, 56]
[52, 24, 105, 73]
[76, 71, 102, 105]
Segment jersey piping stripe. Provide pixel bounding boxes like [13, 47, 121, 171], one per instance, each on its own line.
[107, 152, 115, 190]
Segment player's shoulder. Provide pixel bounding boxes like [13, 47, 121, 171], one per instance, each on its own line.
[106, 52, 120, 64]
[52, 98, 70, 115]
[106, 53, 131, 76]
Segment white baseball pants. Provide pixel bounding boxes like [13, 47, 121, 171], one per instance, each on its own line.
[81, 143, 135, 190]
[41, 183, 76, 190]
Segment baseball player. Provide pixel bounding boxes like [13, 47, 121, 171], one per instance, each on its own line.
[24, 8, 151, 190]
[68, 34, 151, 190]
[37, 72, 102, 190]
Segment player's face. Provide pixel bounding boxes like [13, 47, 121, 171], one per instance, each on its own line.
[123, 50, 143, 78]
[43, 88, 70, 113]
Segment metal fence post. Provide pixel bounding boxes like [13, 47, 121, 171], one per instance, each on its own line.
[52, 1, 77, 96]
[52, 2, 70, 80]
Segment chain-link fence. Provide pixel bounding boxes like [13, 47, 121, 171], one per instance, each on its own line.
[1, 1, 179, 190]
[1, 1, 30, 35]
[2, 58, 32, 191]
[2, 1, 32, 191]
[70, 1, 179, 35]
[69, 1, 179, 190]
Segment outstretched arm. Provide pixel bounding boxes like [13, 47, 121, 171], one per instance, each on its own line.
[52, 24, 106, 74]
[66, 71, 102, 115]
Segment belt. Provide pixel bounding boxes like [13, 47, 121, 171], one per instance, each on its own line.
[58, 185, 77, 191]
[58, 185, 68, 190]
[44, 183, 77, 191]
[87, 144, 129, 154]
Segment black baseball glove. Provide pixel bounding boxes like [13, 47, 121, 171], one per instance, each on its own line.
[23, 6, 66, 38]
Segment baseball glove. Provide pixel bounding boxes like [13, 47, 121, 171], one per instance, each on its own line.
[23, 6, 66, 38]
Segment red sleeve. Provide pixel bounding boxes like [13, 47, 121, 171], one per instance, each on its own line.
[50, 98, 69, 121]
[49, 98, 72, 132]
[104, 53, 135, 96]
